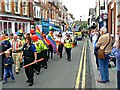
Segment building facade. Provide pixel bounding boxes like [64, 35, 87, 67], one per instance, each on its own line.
[0, 0, 74, 34]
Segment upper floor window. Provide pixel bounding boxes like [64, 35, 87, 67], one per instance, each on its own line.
[5, 0, 11, 12]
[34, 6, 36, 17]
[22, 2, 27, 15]
[14, 0, 20, 13]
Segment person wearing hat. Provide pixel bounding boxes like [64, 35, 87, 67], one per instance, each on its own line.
[3, 50, 15, 84]
[64, 34, 73, 61]
[21, 36, 37, 86]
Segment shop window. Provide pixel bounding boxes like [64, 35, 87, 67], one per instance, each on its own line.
[19, 23, 21, 30]
[8, 22, 12, 34]
[15, 22, 18, 32]
[23, 23, 25, 32]
[5, 0, 10, 12]
[4, 22, 7, 34]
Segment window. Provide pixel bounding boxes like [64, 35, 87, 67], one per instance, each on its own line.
[15, 2, 18, 12]
[22, 2, 27, 15]
[5, 0, 10, 12]
[34, 6, 36, 17]
[37, 10, 38, 17]
[14, 0, 20, 13]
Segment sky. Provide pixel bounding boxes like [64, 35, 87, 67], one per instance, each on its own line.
[62, 0, 96, 21]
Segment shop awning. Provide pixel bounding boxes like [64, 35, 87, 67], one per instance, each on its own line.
[52, 26, 61, 31]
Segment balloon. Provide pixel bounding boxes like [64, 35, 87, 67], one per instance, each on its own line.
[30, 29, 35, 34]
[31, 35, 38, 42]
[49, 26, 52, 30]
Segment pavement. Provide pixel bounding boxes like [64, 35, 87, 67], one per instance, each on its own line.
[88, 39, 117, 89]
[2, 40, 85, 89]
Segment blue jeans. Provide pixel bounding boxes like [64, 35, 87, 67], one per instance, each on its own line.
[98, 54, 110, 81]
[117, 71, 120, 90]
[4, 68, 15, 82]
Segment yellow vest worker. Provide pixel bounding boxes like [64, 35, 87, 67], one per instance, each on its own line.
[64, 35, 72, 62]
[42, 43, 48, 69]
[34, 39, 44, 74]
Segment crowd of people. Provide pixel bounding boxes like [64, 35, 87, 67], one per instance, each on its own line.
[89, 13, 120, 90]
[0, 30, 74, 86]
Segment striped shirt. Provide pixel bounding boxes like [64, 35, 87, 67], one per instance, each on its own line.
[11, 39, 23, 52]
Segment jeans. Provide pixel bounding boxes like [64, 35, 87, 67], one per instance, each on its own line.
[4, 68, 15, 82]
[117, 71, 120, 90]
[98, 54, 110, 81]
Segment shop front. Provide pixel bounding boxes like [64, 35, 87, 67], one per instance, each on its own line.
[42, 18, 49, 34]
[0, 16, 31, 34]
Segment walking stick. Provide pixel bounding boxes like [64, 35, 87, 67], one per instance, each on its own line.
[23, 58, 44, 68]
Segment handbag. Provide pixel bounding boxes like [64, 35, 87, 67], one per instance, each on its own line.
[98, 34, 111, 59]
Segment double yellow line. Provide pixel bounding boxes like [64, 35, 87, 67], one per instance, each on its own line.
[75, 39, 87, 90]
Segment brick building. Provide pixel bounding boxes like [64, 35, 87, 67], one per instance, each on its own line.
[107, 0, 120, 36]
[0, 0, 73, 34]
[0, 0, 32, 34]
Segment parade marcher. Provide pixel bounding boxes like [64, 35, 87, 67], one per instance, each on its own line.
[41, 42, 48, 69]
[33, 38, 44, 75]
[3, 50, 15, 84]
[9, 33, 14, 43]
[4, 33, 11, 50]
[21, 36, 37, 86]
[11, 34, 23, 74]
[64, 34, 73, 61]
[18, 33, 25, 67]
[0, 42, 6, 80]
[58, 32, 64, 58]
[48, 32, 53, 59]
[96, 26, 113, 83]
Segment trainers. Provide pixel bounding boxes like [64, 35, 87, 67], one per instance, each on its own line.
[26, 80, 29, 83]
[29, 82, 33, 86]
[3, 81, 7, 84]
[12, 80, 15, 83]
[36, 72, 40, 75]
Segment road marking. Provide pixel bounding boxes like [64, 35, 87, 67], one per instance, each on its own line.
[75, 41, 85, 90]
[81, 40, 87, 89]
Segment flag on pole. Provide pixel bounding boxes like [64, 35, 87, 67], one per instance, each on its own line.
[47, 34, 59, 54]
[36, 26, 50, 46]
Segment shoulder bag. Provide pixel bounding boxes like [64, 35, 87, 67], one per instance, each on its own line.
[98, 34, 111, 59]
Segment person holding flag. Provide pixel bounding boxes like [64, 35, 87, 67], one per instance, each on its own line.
[21, 36, 37, 86]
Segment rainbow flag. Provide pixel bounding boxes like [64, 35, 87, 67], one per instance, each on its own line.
[72, 23, 76, 28]
[15, 29, 23, 35]
[47, 34, 59, 54]
[36, 26, 50, 46]
[0, 36, 9, 44]
[36, 26, 43, 41]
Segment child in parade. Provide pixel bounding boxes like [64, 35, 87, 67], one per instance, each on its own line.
[3, 50, 15, 84]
